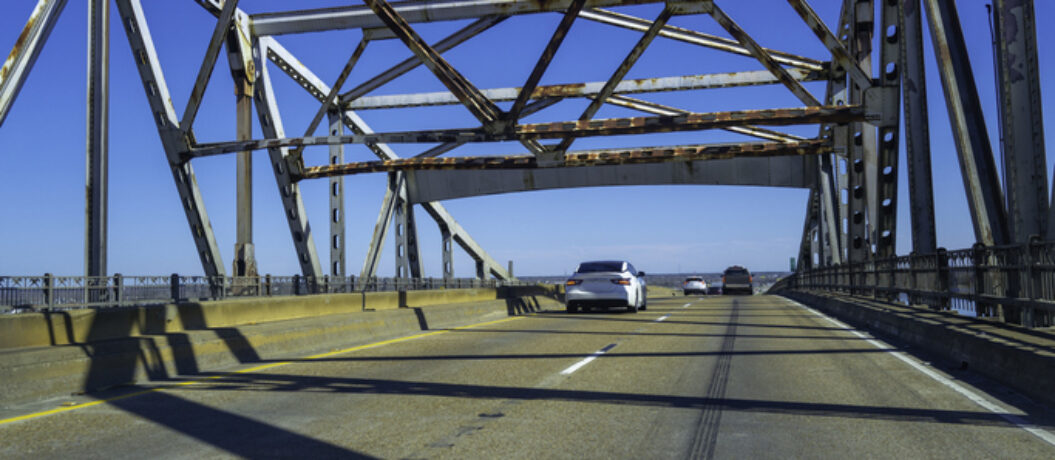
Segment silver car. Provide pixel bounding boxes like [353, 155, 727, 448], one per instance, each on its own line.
[565, 260, 647, 313]
[683, 277, 708, 295]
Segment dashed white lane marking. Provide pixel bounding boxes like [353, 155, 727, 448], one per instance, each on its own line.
[786, 299, 1055, 447]
[656, 315, 669, 322]
[682, 302, 692, 308]
[560, 343, 617, 375]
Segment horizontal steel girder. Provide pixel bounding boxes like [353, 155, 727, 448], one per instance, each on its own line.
[301, 139, 830, 177]
[347, 69, 827, 110]
[249, 0, 661, 36]
[405, 155, 817, 202]
[188, 105, 868, 158]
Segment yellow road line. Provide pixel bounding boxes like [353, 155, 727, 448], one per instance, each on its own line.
[0, 315, 526, 426]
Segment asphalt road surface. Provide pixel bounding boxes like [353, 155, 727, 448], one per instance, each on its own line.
[2, 295, 1054, 459]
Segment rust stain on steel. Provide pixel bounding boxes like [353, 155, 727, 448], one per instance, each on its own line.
[516, 105, 866, 138]
[1, 3, 45, 81]
[532, 82, 587, 98]
[302, 139, 831, 178]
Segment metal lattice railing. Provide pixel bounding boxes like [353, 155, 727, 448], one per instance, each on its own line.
[0, 274, 527, 313]
[776, 240, 1055, 328]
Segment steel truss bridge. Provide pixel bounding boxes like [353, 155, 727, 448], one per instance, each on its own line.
[0, 1, 1050, 326]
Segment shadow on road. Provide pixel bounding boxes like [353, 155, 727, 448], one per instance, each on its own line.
[71, 301, 372, 457]
[169, 371, 1050, 429]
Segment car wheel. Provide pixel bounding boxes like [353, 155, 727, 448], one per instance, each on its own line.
[627, 301, 637, 313]
[566, 303, 578, 314]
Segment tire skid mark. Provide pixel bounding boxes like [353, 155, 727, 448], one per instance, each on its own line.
[689, 298, 739, 460]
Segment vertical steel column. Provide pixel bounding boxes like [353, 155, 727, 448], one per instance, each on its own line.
[901, 0, 937, 255]
[819, 155, 842, 265]
[799, 188, 819, 270]
[232, 67, 256, 277]
[924, 0, 1009, 247]
[393, 172, 422, 279]
[993, 0, 1048, 243]
[831, 10, 852, 264]
[328, 111, 346, 277]
[441, 225, 453, 280]
[847, 0, 873, 264]
[872, 0, 901, 260]
[226, 14, 256, 280]
[86, 0, 108, 281]
[115, 0, 225, 278]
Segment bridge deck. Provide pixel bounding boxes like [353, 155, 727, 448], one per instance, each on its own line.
[1, 295, 1053, 458]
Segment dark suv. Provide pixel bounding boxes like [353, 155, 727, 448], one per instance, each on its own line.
[722, 266, 753, 295]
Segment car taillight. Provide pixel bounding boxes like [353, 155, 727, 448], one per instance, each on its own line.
[566, 279, 582, 286]
[722, 276, 726, 283]
[611, 278, 631, 285]
[749, 276, 753, 283]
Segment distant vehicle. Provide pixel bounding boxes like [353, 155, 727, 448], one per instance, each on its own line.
[683, 277, 708, 295]
[565, 260, 647, 313]
[722, 266, 753, 295]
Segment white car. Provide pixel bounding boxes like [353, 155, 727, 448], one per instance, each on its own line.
[565, 260, 647, 313]
[683, 277, 708, 295]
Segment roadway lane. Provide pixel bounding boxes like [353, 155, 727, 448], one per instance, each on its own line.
[1, 295, 1054, 458]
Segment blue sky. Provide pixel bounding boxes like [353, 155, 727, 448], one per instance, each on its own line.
[1, 0, 1053, 277]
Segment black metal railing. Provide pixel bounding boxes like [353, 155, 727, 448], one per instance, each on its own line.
[0, 274, 526, 313]
[776, 239, 1055, 328]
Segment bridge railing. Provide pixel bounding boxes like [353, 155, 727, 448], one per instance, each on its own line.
[0, 274, 525, 312]
[779, 240, 1055, 328]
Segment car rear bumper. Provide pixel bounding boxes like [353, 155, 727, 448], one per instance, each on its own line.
[566, 285, 632, 308]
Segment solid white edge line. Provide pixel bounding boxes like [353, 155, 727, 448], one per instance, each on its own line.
[656, 315, 669, 322]
[560, 347, 611, 375]
[785, 299, 1055, 447]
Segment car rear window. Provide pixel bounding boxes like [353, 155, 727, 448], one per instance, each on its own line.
[576, 261, 624, 273]
[725, 268, 749, 275]
[685, 277, 703, 282]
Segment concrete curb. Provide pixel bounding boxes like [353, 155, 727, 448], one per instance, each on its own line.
[0, 293, 560, 409]
[777, 290, 1055, 408]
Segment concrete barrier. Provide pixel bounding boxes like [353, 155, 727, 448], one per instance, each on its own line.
[779, 290, 1055, 408]
[0, 288, 561, 408]
[0, 288, 504, 350]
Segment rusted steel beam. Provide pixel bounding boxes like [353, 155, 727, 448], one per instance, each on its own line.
[579, 8, 826, 71]
[301, 139, 832, 178]
[188, 105, 866, 157]
[603, 95, 806, 143]
[340, 15, 506, 104]
[519, 105, 867, 138]
[555, 6, 673, 153]
[362, 0, 501, 124]
[707, 1, 821, 107]
[785, 0, 872, 90]
[348, 69, 827, 110]
[0, 0, 68, 127]
[924, 0, 1009, 246]
[507, 0, 586, 120]
[251, 0, 660, 36]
